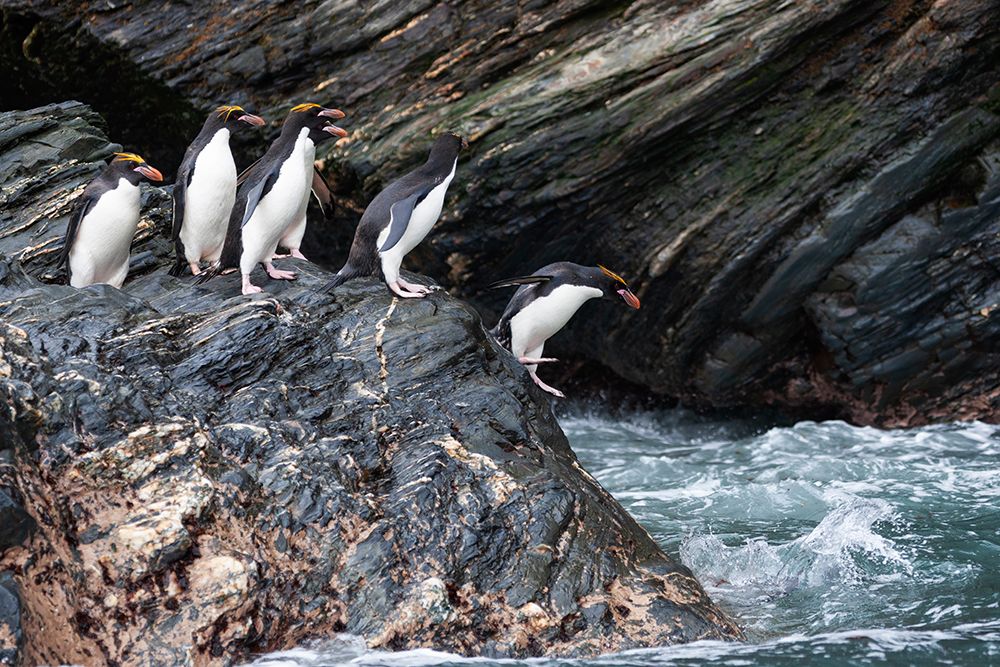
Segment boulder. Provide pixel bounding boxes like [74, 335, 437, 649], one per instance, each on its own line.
[3, 0, 1000, 424]
[0, 572, 22, 666]
[0, 103, 741, 665]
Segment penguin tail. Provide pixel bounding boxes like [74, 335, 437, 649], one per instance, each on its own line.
[167, 256, 187, 277]
[322, 266, 362, 293]
[195, 263, 222, 285]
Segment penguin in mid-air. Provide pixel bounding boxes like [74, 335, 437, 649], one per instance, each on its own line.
[168, 105, 265, 277]
[59, 152, 164, 289]
[323, 132, 466, 298]
[198, 103, 347, 294]
[489, 262, 641, 397]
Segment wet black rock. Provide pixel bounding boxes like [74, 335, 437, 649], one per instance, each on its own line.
[0, 491, 33, 552]
[0, 572, 21, 666]
[0, 104, 741, 665]
[4, 0, 1000, 424]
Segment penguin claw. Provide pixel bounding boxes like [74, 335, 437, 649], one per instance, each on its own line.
[264, 264, 297, 280]
[389, 281, 427, 299]
[397, 278, 433, 295]
[271, 252, 290, 260]
[289, 249, 308, 261]
[530, 373, 565, 398]
[519, 357, 558, 364]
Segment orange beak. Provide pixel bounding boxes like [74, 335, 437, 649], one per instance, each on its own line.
[135, 164, 163, 182]
[319, 108, 346, 119]
[323, 124, 349, 137]
[618, 288, 640, 309]
[238, 113, 266, 127]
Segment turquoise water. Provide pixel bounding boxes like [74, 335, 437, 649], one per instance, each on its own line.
[247, 410, 1000, 666]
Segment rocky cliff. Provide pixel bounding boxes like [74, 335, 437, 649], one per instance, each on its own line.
[0, 104, 741, 665]
[3, 0, 999, 425]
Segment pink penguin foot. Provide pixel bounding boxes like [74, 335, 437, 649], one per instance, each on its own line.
[530, 372, 565, 398]
[388, 280, 426, 299]
[241, 274, 263, 295]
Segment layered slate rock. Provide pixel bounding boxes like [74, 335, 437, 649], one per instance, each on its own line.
[0, 102, 172, 282]
[4, 0, 1000, 424]
[0, 105, 741, 665]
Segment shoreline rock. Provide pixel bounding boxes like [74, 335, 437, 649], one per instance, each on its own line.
[0, 104, 742, 665]
[3, 1, 1000, 425]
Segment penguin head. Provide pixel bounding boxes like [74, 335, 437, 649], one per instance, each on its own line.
[431, 132, 468, 157]
[286, 103, 348, 144]
[214, 105, 266, 130]
[595, 265, 641, 309]
[110, 153, 163, 185]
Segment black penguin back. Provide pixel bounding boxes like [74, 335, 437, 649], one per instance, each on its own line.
[326, 133, 464, 290]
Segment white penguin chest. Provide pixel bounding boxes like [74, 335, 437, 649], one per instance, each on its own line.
[181, 129, 236, 250]
[184, 130, 236, 222]
[250, 133, 313, 228]
[379, 159, 456, 256]
[508, 284, 603, 354]
[69, 178, 141, 285]
[242, 131, 315, 259]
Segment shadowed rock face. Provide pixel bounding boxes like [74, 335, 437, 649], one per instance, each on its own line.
[3, 0, 1000, 425]
[0, 105, 740, 665]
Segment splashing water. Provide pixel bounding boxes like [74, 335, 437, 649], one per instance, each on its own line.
[244, 410, 1000, 666]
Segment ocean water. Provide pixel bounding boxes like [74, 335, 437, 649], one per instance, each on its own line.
[246, 409, 1000, 666]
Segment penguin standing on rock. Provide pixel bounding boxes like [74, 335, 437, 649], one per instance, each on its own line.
[323, 133, 466, 298]
[490, 262, 641, 397]
[60, 152, 163, 289]
[169, 105, 265, 277]
[272, 166, 333, 261]
[197, 103, 347, 295]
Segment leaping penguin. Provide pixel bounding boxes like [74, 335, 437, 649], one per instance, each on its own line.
[489, 262, 641, 397]
[169, 105, 265, 277]
[197, 103, 347, 295]
[323, 132, 466, 298]
[59, 152, 164, 289]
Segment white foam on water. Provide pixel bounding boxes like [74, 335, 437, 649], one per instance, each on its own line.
[240, 411, 1000, 666]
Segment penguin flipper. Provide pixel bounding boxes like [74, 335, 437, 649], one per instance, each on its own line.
[168, 180, 188, 277]
[218, 203, 244, 273]
[379, 191, 425, 253]
[487, 275, 552, 290]
[241, 168, 279, 228]
[59, 196, 92, 270]
[311, 167, 332, 216]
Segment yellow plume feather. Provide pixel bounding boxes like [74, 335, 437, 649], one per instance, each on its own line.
[290, 102, 321, 113]
[215, 105, 245, 121]
[112, 152, 146, 164]
[598, 264, 628, 286]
